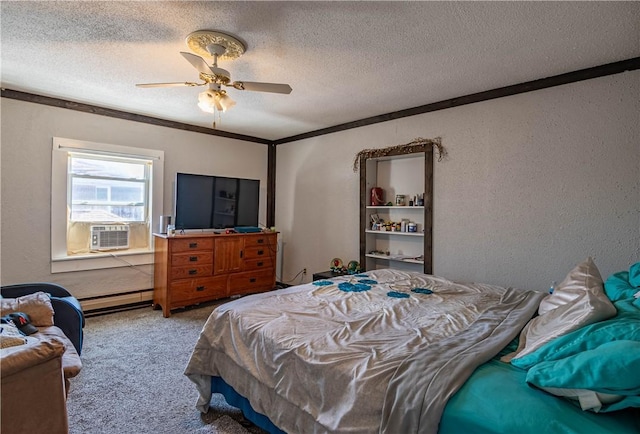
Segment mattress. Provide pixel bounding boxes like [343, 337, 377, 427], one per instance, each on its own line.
[440, 349, 640, 434]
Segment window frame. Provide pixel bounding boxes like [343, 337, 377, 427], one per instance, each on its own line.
[51, 137, 164, 273]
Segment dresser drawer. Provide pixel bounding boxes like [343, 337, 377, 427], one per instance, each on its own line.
[171, 238, 214, 253]
[171, 265, 213, 280]
[170, 276, 228, 303]
[229, 270, 275, 295]
[244, 245, 273, 260]
[243, 234, 275, 247]
[244, 257, 274, 271]
[171, 251, 213, 267]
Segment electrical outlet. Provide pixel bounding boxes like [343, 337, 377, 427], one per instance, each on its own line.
[303, 268, 307, 275]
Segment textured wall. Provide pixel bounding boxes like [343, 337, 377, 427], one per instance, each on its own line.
[2, 71, 638, 298]
[0, 99, 268, 299]
[275, 71, 640, 291]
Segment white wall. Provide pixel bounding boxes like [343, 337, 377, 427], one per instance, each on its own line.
[1, 99, 269, 299]
[275, 71, 640, 291]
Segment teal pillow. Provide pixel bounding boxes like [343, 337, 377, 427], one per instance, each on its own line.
[526, 340, 640, 412]
[511, 314, 640, 370]
[604, 262, 640, 302]
[630, 262, 640, 287]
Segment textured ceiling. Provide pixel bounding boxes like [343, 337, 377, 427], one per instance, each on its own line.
[1, 1, 638, 141]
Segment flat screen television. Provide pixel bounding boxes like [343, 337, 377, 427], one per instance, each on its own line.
[174, 172, 260, 231]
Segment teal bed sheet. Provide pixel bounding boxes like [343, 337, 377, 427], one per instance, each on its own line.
[439, 357, 640, 434]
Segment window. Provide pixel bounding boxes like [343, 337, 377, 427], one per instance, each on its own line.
[68, 154, 150, 223]
[51, 138, 164, 273]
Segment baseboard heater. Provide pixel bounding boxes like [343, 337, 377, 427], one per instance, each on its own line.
[79, 289, 153, 315]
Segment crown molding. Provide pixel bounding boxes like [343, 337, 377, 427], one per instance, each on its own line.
[0, 88, 270, 145]
[2, 57, 638, 146]
[273, 57, 640, 145]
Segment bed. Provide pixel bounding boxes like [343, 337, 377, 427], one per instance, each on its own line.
[185, 262, 640, 433]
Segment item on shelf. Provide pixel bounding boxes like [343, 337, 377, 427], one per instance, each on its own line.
[159, 215, 172, 234]
[407, 223, 417, 232]
[370, 187, 384, 206]
[330, 258, 344, 272]
[234, 226, 262, 233]
[395, 195, 405, 206]
[347, 260, 361, 274]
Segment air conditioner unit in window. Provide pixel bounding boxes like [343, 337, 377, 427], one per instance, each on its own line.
[90, 225, 130, 250]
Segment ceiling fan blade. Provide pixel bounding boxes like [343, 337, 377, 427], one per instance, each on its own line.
[180, 52, 212, 75]
[136, 82, 202, 88]
[231, 81, 292, 94]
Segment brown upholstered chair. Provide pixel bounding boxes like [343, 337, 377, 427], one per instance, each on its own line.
[1, 337, 70, 434]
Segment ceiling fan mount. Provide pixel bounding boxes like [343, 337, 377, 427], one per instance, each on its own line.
[185, 30, 245, 61]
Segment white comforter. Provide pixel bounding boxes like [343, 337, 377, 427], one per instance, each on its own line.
[185, 269, 543, 433]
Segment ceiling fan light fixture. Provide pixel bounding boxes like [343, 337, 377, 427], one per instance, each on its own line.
[198, 89, 235, 113]
[216, 91, 236, 112]
[197, 90, 216, 113]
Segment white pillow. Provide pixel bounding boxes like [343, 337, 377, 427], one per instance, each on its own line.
[538, 257, 604, 315]
[502, 258, 616, 362]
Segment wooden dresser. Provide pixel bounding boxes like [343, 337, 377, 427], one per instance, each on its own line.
[153, 231, 277, 317]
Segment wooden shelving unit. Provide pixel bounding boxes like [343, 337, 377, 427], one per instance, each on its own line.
[359, 146, 433, 274]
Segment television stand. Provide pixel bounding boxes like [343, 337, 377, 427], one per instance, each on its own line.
[152, 231, 278, 317]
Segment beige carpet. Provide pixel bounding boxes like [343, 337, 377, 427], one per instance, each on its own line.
[66, 301, 267, 434]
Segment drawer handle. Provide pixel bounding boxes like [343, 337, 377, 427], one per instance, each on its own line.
[257, 250, 264, 255]
[249, 278, 256, 283]
[240, 250, 244, 258]
[257, 261, 264, 267]
[189, 242, 198, 248]
[189, 256, 198, 262]
[196, 286, 205, 292]
[189, 269, 197, 275]
[257, 239, 264, 244]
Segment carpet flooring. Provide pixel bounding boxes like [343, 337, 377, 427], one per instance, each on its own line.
[66, 301, 268, 434]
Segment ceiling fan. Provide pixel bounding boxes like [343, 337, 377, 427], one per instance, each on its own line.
[136, 30, 292, 115]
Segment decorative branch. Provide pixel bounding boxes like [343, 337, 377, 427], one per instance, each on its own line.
[353, 137, 446, 172]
